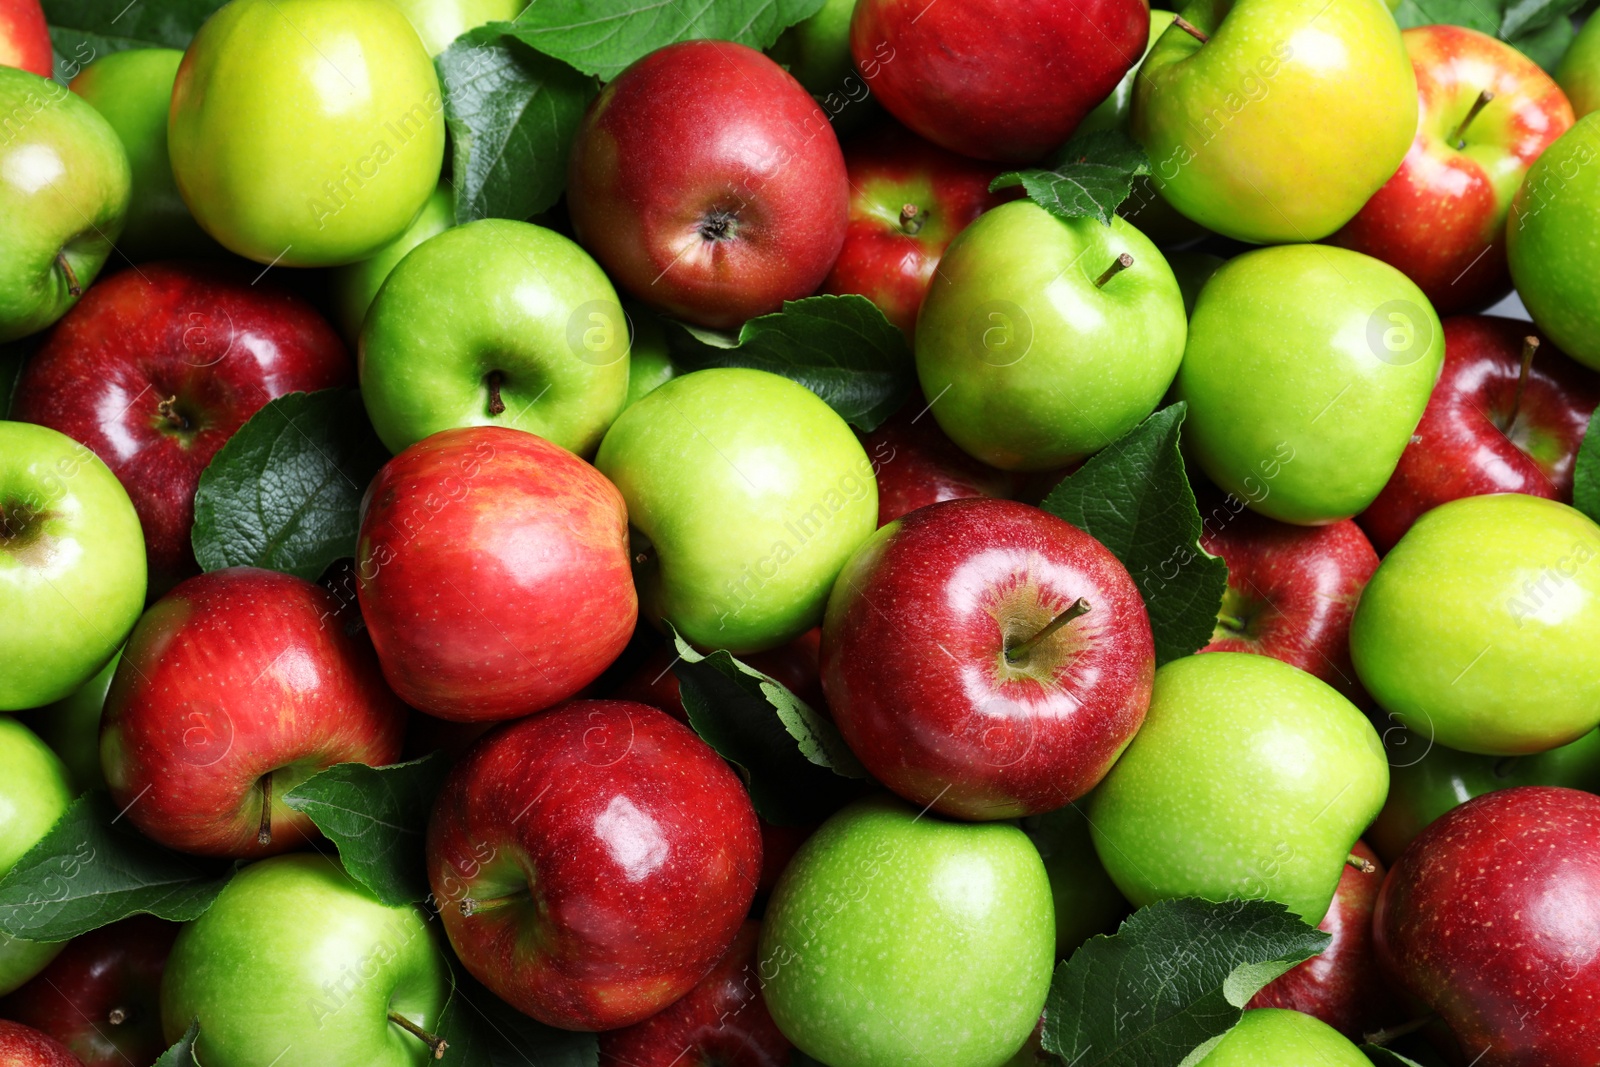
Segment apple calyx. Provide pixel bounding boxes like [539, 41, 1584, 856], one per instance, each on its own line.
[697, 207, 740, 243]
[1094, 254, 1134, 289]
[900, 203, 925, 236]
[55, 251, 82, 297]
[485, 371, 507, 417]
[1345, 851, 1377, 874]
[1172, 15, 1209, 44]
[1005, 597, 1092, 661]
[1451, 89, 1496, 149]
[107, 1007, 128, 1026]
[388, 1011, 449, 1060]
[257, 775, 273, 847]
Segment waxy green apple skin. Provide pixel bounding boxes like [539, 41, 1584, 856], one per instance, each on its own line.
[915, 201, 1188, 472]
[760, 796, 1054, 1067]
[0, 718, 71, 995]
[1176, 244, 1444, 525]
[596, 368, 878, 654]
[160, 853, 450, 1067]
[1351, 494, 1600, 756]
[168, 0, 445, 267]
[0, 67, 130, 343]
[1090, 653, 1388, 926]
[1557, 16, 1600, 119]
[1198, 1008, 1370, 1065]
[1133, 0, 1417, 244]
[329, 182, 453, 344]
[385, 0, 523, 56]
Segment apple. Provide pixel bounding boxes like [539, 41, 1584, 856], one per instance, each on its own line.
[595, 368, 877, 654]
[1556, 16, 1600, 119]
[1350, 493, 1600, 755]
[1359, 316, 1600, 554]
[819, 124, 1006, 338]
[597, 921, 791, 1066]
[915, 201, 1188, 471]
[0, 421, 144, 710]
[168, 0, 445, 267]
[0, 916, 177, 1067]
[357, 426, 637, 720]
[1080, 11, 1179, 136]
[328, 182, 453, 344]
[24, 652, 117, 792]
[861, 399, 1015, 526]
[0, 717, 71, 995]
[821, 498, 1155, 820]
[0, 67, 130, 343]
[161, 852, 452, 1066]
[767, 0, 861, 107]
[1375, 786, 1600, 1066]
[1132, 0, 1417, 244]
[1506, 114, 1600, 370]
[386, 0, 524, 56]
[849, 0, 1147, 163]
[0, 0, 49, 78]
[1090, 652, 1388, 925]
[1196, 1008, 1370, 1065]
[622, 308, 674, 410]
[425, 700, 762, 1030]
[13, 260, 354, 594]
[100, 567, 407, 858]
[760, 795, 1055, 1067]
[358, 219, 628, 456]
[566, 40, 848, 330]
[0, 1021, 79, 1067]
[1022, 803, 1130, 957]
[1176, 244, 1445, 524]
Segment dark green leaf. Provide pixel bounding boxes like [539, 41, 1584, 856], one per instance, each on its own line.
[1499, 0, 1581, 42]
[1506, 13, 1575, 72]
[1041, 403, 1228, 667]
[435, 29, 597, 224]
[1392, 0, 1498, 33]
[190, 389, 389, 581]
[437, 964, 598, 1067]
[663, 295, 914, 432]
[43, 0, 226, 67]
[1042, 897, 1332, 1067]
[0, 793, 233, 940]
[282, 755, 449, 907]
[991, 130, 1152, 227]
[1363, 1048, 1430, 1067]
[153, 1020, 200, 1067]
[1573, 411, 1600, 526]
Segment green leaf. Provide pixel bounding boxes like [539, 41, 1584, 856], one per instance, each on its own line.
[1363, 1048, 1431, 1067]
[1042, 897, 1332, 1067]
[153, 1020, 200, 1067]
[991, 130, 1152, 226]
[1040, 403, 1228, 667]
[671, 628, 870, 826]
[1499, 0, 1581, 42]
[190, 389, 389, 582]
[1506, 13, 1575, 72]
[0, 793, 233, 941]
[435, 29, 598, 224]
[282, 755, 449, 907]
[43, 0, 226, 67]
[1574, 413, 1600, 526]
[663, 295, 915, 432]
[492, 0, 829, 81]
[437, 965, 598, 1067]
[1392, 0, 1499, 33]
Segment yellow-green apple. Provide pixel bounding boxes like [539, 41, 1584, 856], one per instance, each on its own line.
[386, 0, 524, 56]
[0, 0, 50, 77]
[1557, 16, 1600, 118]
[0, 1021, 80, 1067]
[0, 717, 71, 994]
[860, 399, 1016, 526]
[768, 0, 857, 97]
[328, 181, 452, 344]
[1197, 1009, 1371, 1065]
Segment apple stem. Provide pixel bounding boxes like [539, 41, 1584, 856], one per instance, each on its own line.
[899, 203, 925, 236]
[1172, 15, 1210, 43]
[107, 1008, 127, 1026]
[457, 892, 525, 917]
[257, 775, 272, 847]
[1094, 253, 1134, 289]
[1364, 1016, 1436, 1047]
[1505, 335, 1539, 429]
[1006, 598, 1092, 661]
[1215, 611, 1246, 634]
[1452, 89, 1495, 148]
[1345, 852, 1377, 875]
[388, 1012, 448, 1060]
[486, 371, 506, 416]
[156, 395, 190, 432]
[55, 251, 81, 297]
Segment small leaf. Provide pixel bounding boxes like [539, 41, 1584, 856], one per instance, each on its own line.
[282, 755, 450, 907]
[1042, 897, 1332, 1067]
[1041, 403, 1228, 667]
[663, 295, 915, 431]
[190, 389, 389, 581]
[1507, 13, 1575, 72]
[1574, 413, 1600, 526]
[153, 1020, 200, 1067]
[43, 0, 227, 69]
[437, 964, 598, 1067]
[0, 793, 233, 940]
[991, 130, 1152, 226]
[1499, 0, 1581, 42]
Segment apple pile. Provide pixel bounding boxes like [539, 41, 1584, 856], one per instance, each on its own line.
[2, 0, 1600, 1065]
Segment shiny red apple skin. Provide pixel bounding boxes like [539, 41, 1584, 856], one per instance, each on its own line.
[597, 921, 790, 1067]
[426, 700, 762, 1031]
[1359, 316, 1600, 553]
[1375, 786, 1600, 1066]
[567, 40, 848, 331]
[820, 498, 1154, 820]
[99, 567, 406, 858]
[1332, 26, 1574, 315]
[357, 426, 637, 722]
[13, 262, 351, 595]
[0, 916, 177, 1067]
[0, 0, 50, 78]
[0, 1020, 80, 1067]
[820, 125, 1006, 337]
[849, 0, 1147, 164]
[862, 400, 1017, 527]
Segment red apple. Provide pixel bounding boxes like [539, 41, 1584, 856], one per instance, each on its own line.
[567, 40, 848, 331]
[820, 498, 1154, 820]
[1375, 786, 1600, 1066]
[1332, 26, 1574, 315]
[0, 0, 50, 79]
[609, 629, 827, 721]
[357, 426, 637, 722]
[849, 0, 1147, 163]
[1360, 316, 1600, 554]
[597, 921, 790, 1067]
[13, 262, 351, 595]
[100, 567, 406, 858]
[425, 699, 762, 1031]
[0, 916, 177, 1067]
[861, 399, 1016, 527]
[0, 1021, 79, 1067]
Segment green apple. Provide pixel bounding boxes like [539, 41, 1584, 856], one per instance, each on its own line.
[768, 0, 856, 94]
[1, 422, 145, 710]
[1199, 1008, 1370, 1065]
[1506, 114, 1600, 369]
[0, 67, 130, 343]
[623, 306, 674, 409]
[1557, 16, 1600, 119]
[23, 651, 118, 793]
[1023, 803, 1129, 957]
[69, 48, 212, 260]
[360, 218, 629, 455]
[1175, 244, 1444, 524]
[1351, 493, 1600, 755]
[385, 0, 525, 56]
[329, 182, 453, 344]
[1090, 652, 1388, 925]
[915, 201, 1187, 471]
[1133, 0, 1417, 243]
[0, 716, 71, 995]
[760, 795, 1054, 1067]
[595, 368, 877, 653]
[168, 0, 445, 267]
[161, 852, 451, 1067]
